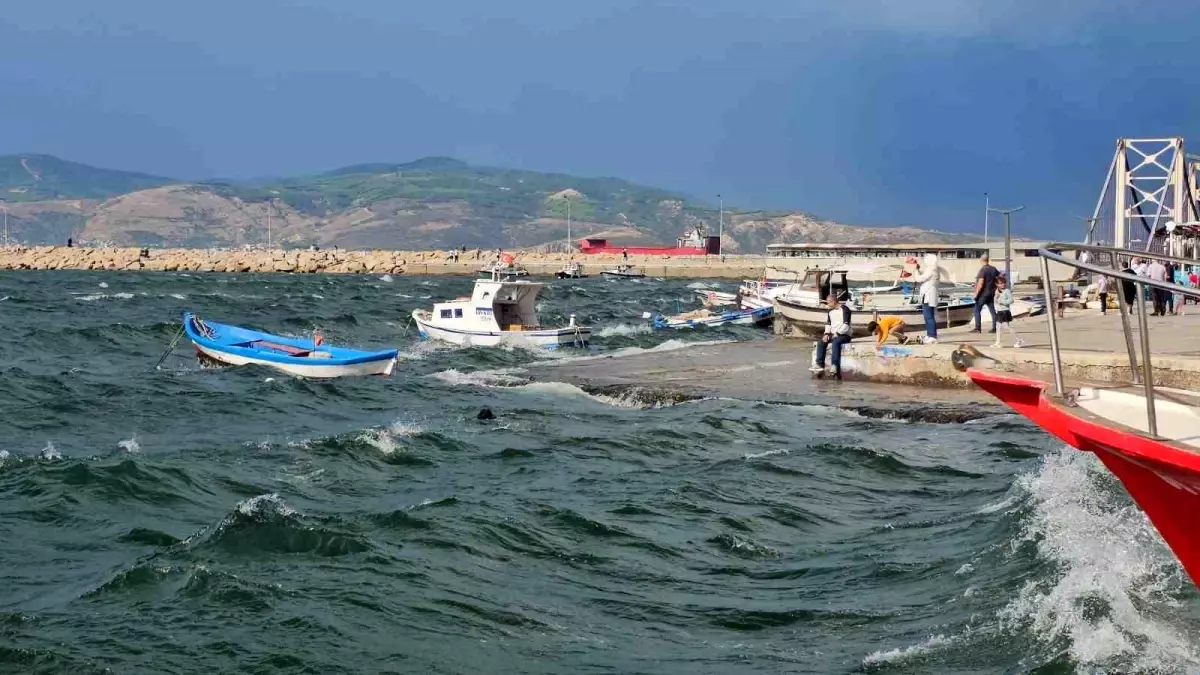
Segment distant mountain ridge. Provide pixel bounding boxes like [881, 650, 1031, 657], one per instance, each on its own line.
[0, 154, 977, 250]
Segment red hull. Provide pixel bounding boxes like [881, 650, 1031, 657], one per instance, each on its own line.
[967, 368, 1200, 587]
[578, 243, 709, 256]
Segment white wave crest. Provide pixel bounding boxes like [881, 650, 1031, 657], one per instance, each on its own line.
[999, 447, 1200, 671]
[863, 634, 952, 667]
[597, 323, 652, 337]
[379, 274, 394, 283]
[169, 293, 186, 300]
[40, 442, 62, 461]
[743, 448, 790, 460]
[117, 437, 141, 454]
[235, 493, 296, 518]
[98, 282, 109, 288]
[430, 368, 529, 388]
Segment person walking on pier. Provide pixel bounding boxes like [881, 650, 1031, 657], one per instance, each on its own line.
[1146, 257, 1168, 316]
[991, 276, 1024, 348]
[972, 255, 999, 333]
[1096, 273, 1110, 315]
[811, 294, 852, 381]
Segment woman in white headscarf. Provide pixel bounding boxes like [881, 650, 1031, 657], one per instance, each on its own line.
[908, 253, 941, 343]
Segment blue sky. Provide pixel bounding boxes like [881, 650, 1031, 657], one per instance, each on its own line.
[0, 0, 1196, 238]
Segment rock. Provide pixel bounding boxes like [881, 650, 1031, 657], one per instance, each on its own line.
[476, 407, 496, 420]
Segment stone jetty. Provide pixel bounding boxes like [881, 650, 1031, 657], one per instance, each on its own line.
[0, 246, 768, 279]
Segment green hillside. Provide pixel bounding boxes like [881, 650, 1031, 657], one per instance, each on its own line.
[0, 154, 172, 202]
[208, 156, 718, 243]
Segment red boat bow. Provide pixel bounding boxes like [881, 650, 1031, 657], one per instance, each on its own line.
[967, 368, 1200, 587]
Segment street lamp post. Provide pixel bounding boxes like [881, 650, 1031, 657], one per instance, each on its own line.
[717, 194, 724, 255]
[987, 205, 1025, 282]
[983, 192, 989, 244]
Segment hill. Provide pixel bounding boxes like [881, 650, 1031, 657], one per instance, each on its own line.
[0, 154, 977, 250]
[0, 154, 171, 202]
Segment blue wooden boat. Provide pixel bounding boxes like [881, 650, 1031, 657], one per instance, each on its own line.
[182, 312, 398, 377]
[648, 304, 774, 329]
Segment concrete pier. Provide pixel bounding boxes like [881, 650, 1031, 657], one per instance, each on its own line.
[534, 306, 1200, 394]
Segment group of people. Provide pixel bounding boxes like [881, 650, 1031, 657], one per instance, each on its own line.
[810, 254, 1022, 381]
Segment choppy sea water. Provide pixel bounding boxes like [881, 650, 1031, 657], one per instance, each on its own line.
[1, 270, 1198, 674]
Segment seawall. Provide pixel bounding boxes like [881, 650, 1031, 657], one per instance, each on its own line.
[0, 246, 769, 279]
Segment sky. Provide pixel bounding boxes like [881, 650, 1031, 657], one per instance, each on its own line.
[1, 0, 1198, 239]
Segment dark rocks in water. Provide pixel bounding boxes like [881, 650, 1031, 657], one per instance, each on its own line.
[476, 407, 496, 420]
[581, 384, 701, 408]
[848, 405, 996, 424]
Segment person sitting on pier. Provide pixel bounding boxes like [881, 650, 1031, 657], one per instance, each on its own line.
[866, 317, 910, 348]
[811, 294, 852, 380]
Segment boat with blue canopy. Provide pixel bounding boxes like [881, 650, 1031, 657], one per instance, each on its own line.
[182, 312, 398, 377]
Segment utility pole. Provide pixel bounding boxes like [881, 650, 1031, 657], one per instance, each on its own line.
[983, 192, 989, 244]
[987, 205, 1025, 282]
[565, 194, 572, 254]
[717, 194, 724, 255]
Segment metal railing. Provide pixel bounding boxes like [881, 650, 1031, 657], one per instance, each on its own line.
[1038, 243, 1200, 436]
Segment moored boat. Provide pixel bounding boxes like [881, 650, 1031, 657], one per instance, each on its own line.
[478, 256, 530, 278]
[647, 305, 773, 329]
[182, 312, 397, 377]
[600, 264, 646, 279]
[413, 273, 590, 348]
[771, 264, 978, 338]
[555, 260, 588, 279]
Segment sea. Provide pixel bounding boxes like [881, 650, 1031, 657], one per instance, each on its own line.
[1, 270, 1198, 674]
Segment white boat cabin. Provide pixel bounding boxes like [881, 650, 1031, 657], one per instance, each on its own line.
[432, 278, 545, 332]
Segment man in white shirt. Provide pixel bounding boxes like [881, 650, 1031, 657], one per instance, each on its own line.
[1146, 258, 1169, 315]
[810, 294, 853, 380]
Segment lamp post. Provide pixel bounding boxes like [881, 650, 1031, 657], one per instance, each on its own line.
[987, 205, 1025, 282]
[717, 194, 724, 255]
[983, 192, 989, 244]
[565, 194, 572, 254]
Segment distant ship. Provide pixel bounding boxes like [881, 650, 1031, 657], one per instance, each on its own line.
[578, 225, 720, 256]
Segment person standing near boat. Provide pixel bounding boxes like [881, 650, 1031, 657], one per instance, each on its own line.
[811, 294, 852, 380]
[972, 255, 999, 334]
[905, 253, 941, 344]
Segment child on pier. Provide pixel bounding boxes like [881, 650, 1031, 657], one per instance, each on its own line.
[991, 276, 1024, 348]
[866, 317, 910, 347]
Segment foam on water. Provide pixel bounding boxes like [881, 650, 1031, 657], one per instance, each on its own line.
[1000, 447, 1200, 671]
[430, 368, 529, 388]
[117, 436, 141, 454]
[596, 323, 652, 337]
[40, 442, 62, 460]
[235, 493, 296, 518]
[863, 634, 953, 667]
[379, 274, 394, 283]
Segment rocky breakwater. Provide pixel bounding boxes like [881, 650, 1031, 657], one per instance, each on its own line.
[0, 246, 771, 279]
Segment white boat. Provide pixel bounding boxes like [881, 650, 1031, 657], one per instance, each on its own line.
[772, 263, 978, 337]
[413, 274, 590, 348]
[555, 260, 587, 278]
[600, 264, 646, 279]
[478, 258, 530, 278]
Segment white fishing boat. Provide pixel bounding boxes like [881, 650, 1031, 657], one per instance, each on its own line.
[413, 273, 590, 348]
[772, 263, 978, 337]
[478, 256, 530, 278]
[600, 264, 646, 279]
[555, 260, 587, 278]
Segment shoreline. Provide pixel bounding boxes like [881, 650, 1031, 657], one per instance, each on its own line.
[0, 245, 770, 279]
